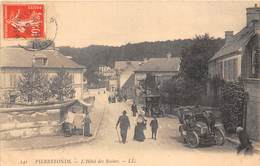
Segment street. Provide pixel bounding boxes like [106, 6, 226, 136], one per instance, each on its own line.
[70, 97, 235, 153]
[2, 93, 260, 166]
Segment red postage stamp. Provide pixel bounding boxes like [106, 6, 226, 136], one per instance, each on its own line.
[3, 4, 45, 39]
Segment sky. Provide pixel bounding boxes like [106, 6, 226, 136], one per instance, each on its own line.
[0, 0, 258, 47]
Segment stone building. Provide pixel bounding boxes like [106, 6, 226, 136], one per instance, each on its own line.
[208, 5, 260, 140]
[134, 56, 181, 104]
[0, 47, 86, 102]
[114, 61, 143, 99]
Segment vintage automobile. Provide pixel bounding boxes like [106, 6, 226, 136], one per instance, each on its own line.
[177, 106, 225, 148]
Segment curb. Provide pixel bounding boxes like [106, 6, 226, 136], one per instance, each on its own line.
[7, 107, 106, 151]
[226, 137, 260, 152]
[226, 137, 239, 145]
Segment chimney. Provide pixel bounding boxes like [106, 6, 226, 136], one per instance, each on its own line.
[144, 58, 149, 63]
[167, 52, 172, 59]
[225, 31, 233, 44]
[246, 4, 260, 25]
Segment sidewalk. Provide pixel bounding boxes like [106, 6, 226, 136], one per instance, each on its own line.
[226, 134, 260, 153]
[1, 93, 107, 151]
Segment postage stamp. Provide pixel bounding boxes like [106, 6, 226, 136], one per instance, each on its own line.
[3, 3, 45, 39]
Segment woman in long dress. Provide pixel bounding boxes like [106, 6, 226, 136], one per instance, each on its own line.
[133, 113, 146, 142]
[83, 112, 92, 137]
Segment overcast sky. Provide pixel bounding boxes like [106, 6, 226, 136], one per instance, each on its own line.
[0, 0, 258, 47]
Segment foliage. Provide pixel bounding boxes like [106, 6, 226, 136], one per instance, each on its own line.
[220, 82, 248, 133]
[160, 34, 224, 106]
[180, 34, 224, 82]
[17, 68, 51, 104]
[50, 68, 75, 101]
[159, 76, 184, 105]
[208, 76, 225, 106]
[59, 39, 194, 85]
[160, 76, 206, 106]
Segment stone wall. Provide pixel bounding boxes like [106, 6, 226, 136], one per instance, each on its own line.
[0, 98, 95, 140]
[0, 108, 61, 140]
[245, 78, 260, 140]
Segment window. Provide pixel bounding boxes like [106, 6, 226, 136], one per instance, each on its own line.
[223, 58, 238, 81]
[251, 49, 258, 78]
[216, 62, 223, 78]
[9, 74, 17, 87]
[34, 57, 48, 66]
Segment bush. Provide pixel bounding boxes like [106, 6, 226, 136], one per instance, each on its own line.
[220, 82, 247, 133]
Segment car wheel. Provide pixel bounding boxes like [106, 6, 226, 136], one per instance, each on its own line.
[187, 131, 199, 148]
[179, 125, 187, 143]
[215, 128, 225, 146]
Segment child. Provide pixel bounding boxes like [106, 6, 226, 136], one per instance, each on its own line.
[150, 116, 159, 140]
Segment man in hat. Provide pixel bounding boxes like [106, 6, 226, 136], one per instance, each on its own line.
[116, 110, 130, 144]
[236, 126, 253, 155]
[150, 116, 159, 140]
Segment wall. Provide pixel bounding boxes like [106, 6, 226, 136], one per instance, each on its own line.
[245, 78, 260, 140]
[0, 108, 61, 140]
[208, 52, 242, 81]
[120, 74, 135, 99]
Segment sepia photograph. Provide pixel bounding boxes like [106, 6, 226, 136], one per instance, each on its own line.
[0, 0, 260, 166]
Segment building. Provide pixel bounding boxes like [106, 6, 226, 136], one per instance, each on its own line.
[0, 47, 86, 102]
[134, 57, 181, 88]
[114, 61, 143, 99]
[98, 65, 116, 78]
[208, 5, 260, 140]
[134, 56, 181, 104]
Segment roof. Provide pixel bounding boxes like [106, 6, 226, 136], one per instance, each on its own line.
[114, 61, 143, 71]
[209, 25, 256, 62]
[0, 47, 85, 69]
[120, 72, 133, 88]
[135, 57, 181, 72]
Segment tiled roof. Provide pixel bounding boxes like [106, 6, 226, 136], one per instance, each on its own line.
[0, 47, 85, 69]
[135, 57, 181, 72]
[209, 25, 256, 62]
[114, 61, 143, 71]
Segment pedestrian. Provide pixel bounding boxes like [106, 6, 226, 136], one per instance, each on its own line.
[123, 95, 127, 102]
[131, 103, 138, 117]
[133, 113, 146, 142]
[108, 96, 111, 103]
[150, 116, 159, 140]
[236, 126, 253, 155]
[83, 112, 92, 137]
[116, 110, 130, 144]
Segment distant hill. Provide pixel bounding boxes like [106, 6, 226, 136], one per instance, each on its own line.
[58, 38, 224, 84]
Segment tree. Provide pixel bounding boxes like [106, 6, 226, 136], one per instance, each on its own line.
[179, 34, 224, 105]
[159, 34, 224, 106]
[50, 68, 75, 101]
[18, 68, 50, 104]
[180, 34, 224, 82]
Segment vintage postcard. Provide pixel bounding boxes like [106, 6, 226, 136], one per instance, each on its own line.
[0, 0, 260, 166]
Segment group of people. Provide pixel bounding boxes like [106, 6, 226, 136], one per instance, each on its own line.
[108, 94, 127, 103]
[62, 111, 92, 137]
[116, 109, 159, 144]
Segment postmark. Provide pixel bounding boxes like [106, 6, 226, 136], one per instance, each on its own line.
[3, 3, 45, 39]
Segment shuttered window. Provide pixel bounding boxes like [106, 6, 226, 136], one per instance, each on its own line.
[223, 58, 238, 81]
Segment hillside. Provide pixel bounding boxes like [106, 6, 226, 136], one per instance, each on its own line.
[58, 38, 224, 84]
